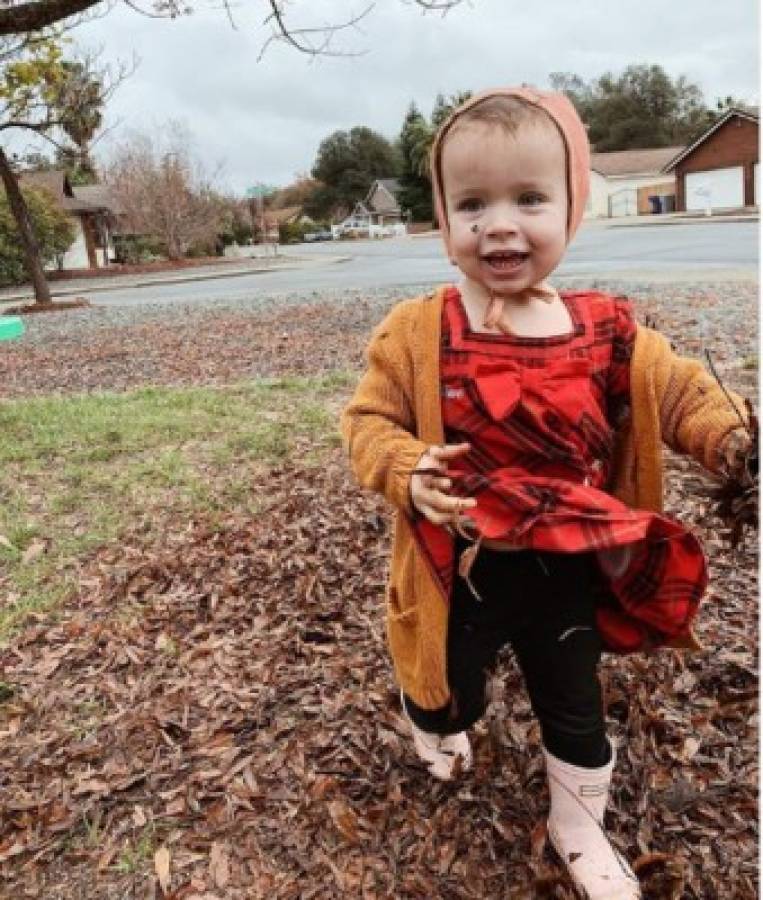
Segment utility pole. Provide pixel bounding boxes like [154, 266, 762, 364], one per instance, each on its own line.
[245, 183, 277, 255]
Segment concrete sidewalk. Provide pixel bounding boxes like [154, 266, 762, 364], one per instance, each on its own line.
[603, 210, 759, 228]
[0, 252, 352, 304]
[408, 210, 759, 238]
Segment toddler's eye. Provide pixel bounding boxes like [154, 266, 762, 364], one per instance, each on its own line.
[519, 192, 546, 206]
[456, 197, 484, 213]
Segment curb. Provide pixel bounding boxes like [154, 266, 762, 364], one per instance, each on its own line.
[398, 216, 759, 236]
[607, 216, 759, 229]
[0, 254, 352, 305]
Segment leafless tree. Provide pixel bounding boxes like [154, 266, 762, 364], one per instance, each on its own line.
[0, 1, 468, 50]
[0, 37, 133, 302]
[105, 122, 228, 260]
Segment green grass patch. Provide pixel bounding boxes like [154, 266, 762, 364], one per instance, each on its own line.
[0, 374, 353, 641]
[114, 825, 157, 874]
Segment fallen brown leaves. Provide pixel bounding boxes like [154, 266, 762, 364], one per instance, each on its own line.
[0, 301, 375, 398]
[4, 298, 91, 316]
[0, 448, 757, 898]
[0, 286, 758, 898]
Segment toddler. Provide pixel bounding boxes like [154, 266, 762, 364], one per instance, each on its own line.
[340, 87, 750, 899]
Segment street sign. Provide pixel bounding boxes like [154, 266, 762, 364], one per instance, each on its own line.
[245, 183, 277, 199]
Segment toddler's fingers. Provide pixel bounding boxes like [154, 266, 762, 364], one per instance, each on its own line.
[429, 442, 471, 461]
[421, 495, 477, 526]
[422, 507, 453, 526]
[422, 474, 456, 493]
[427, 490, 477, 515]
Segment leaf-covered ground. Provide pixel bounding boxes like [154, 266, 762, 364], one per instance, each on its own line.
[0, 281, 758, 898]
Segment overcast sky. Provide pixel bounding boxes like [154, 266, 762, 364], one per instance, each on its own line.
[60, 0, 762, 195]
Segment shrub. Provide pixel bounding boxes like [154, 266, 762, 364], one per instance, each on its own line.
[0, 187, 76, 285]
[279, 220, 307, 244]
[111, 234, 164, 265]
[217, 199, 253, 248]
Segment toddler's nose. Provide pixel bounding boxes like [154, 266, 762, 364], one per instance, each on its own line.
[484, 205, 519, 237]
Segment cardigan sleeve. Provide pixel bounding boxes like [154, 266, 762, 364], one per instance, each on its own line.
[648, 327, 750, 474]
[606, 297, 637, 429]
[340, 303, 430, 515]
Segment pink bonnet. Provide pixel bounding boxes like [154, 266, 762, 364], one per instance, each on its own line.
[429, 86, 591, 256]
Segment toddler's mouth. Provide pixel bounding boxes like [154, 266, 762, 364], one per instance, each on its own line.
[482, 251, 529, 270]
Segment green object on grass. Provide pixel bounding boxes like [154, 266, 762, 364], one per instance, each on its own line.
[0, 317, 23, 341]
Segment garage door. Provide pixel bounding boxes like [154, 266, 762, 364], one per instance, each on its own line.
[685, 167, 744, 211]
[609, 188, 637, 217]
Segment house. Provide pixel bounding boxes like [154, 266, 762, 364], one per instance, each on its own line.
[333, 178, 407, 238]
[223, 204, 316, 256]
[662, 108, 759, 212]
[586, 147, 683, 218]
[261, 204, 314, 241]
[16, 169, 118, 269]
[336, 201, 373, 235]
[364, 178, 404, 224]
[263, 204, 313, 232]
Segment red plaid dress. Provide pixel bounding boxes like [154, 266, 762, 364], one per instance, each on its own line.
[412, 286, 708, 653]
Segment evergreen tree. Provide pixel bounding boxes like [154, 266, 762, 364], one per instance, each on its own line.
[431, 90, 473, 129]
[549, 65, 737, 151]
[396, 102, 433, 223]
[0, 186, 75, 285]
[309, 126, 401, 219]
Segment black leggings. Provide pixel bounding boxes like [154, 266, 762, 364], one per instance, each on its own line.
[403, 541, 611, 768]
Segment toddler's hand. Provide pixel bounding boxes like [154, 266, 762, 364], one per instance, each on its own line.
[410, 443, 477, 526]
[719, 428, 754, 480]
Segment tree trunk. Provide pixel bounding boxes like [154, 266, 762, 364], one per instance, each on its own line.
[0, 147, 52, 304]
[0, 0, 101, 37]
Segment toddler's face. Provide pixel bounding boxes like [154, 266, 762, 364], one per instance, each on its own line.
[441, 121, 568, 297]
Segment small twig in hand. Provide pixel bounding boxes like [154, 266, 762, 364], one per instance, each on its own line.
[704, 349, 750, 435]
[699, 350, 758, 547]
[410, 467, 445, 478]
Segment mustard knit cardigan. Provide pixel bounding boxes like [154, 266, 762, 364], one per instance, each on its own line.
[340, 287, 746, 710]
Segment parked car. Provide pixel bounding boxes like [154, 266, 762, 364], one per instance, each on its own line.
[304, 230, 335, 242]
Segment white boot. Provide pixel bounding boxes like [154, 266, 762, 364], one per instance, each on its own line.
[400, 690, 472, 781]
[544, 745, 641, 899]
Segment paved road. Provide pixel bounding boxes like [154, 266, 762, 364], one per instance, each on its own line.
[50, 221, 762, 307]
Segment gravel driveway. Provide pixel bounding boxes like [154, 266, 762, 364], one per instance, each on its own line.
[2, 278, 757, 400]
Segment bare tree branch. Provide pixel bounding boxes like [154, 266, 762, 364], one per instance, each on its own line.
[0, 118, 55, 132]
[410, 0, 464, 9]
[120, 0, 186, 18]
[0, 0, 467, 48]
[0, 0, 103, 36]
[258, 0, 374, 60]
[217, 0, 237, 30]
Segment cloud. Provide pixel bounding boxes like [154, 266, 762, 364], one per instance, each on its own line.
[72, 0, 759, 193]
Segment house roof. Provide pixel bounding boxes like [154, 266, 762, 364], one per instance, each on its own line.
[264, 205, 305, 225]
[350, 201, 372, 216]
[661, 108, 760, 172]
[16, 170, 118, 214]
[366, 179, 400, 199]
[377, 178, 400, 195]
[18, 169, 73, 199]
[70, 184, 120, 214]
[365, 178, 402, 214]
[590, 146, 685, 177]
